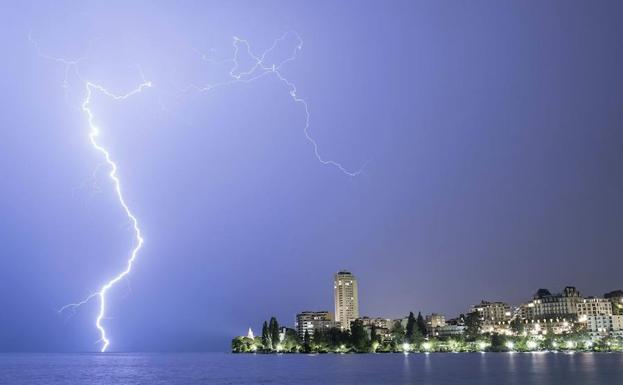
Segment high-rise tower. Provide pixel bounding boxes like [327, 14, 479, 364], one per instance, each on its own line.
[334, 270, 359, 330]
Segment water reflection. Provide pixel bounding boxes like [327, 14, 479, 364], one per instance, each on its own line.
[1, 352, 622, 385]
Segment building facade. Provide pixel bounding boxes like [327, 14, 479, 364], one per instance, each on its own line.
[425, 313, 446, 335]
[521, 318, 572, 336]
[471, 301, 512, 323]
[585, 315, 623, 338]
[435, 316, 466, 337]
[519, 287, 583, 320]
[426, 313, 446, 328]
[436, 324, 466, 337]
[359, 317, 393, 341]
[334, 271, 359, 330]
[577, 298, 613, 318]
[295, 311, 337, 340]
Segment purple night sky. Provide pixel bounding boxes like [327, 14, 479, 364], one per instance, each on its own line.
[0, 1, 622, 352]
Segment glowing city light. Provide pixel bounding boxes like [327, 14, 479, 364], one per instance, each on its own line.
[402, 343, 411, 352]
[527, 340, 538, 350]
[422, 342, 432, 351]
[506, 341, 515, 350]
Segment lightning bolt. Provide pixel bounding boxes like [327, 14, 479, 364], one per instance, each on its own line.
[186, 31, 365, 176]
[57, 80, 151, 353]
[28, 33, 86, 104]
[34, 30, 362, 352]
[81, 80, 152, 352]
[30, 34, 153, 352]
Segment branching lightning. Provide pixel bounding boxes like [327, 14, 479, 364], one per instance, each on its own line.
[33, 30, 362, 353]
[31, 34, 152, 351]
[57, 80, 152, 352]
[186, 31, 364, 176]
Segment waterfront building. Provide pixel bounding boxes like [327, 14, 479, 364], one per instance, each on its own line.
[518, 287, 583, 320]
[480, 321, 514, 336]
[604, 290, 623, 315]
[334, 271, 359, 330]
[425, 313, 446, 335]
[295, 311, 337, 340]
[436, 324, 466, 337]
[522, 318, 573, 335]
[436, 316, 465, 337]
[426, 313, 446, 328]
[358, 317, 393, 341]
[359, 317, 393, 330]
[577, 298, 613, 318]
[585, 315, 623, 338]
[471, 301, 512, 323]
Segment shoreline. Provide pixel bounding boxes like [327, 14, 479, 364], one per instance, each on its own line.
[232, 350, 623, 355]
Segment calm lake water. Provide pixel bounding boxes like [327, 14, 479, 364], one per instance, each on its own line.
[1, 352, 622, 385]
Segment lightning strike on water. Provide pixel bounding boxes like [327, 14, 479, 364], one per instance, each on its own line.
[57, 80, 152, 352]
[81, 81, 151, 352]
[34, 30, 362, 352]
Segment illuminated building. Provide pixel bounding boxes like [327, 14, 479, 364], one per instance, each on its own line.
[295, 311, 336, 340]
[519, 287, 583, 320]
[334, 271, 359, 330]
[577, 297, 613, 317]
[471, 301, 512, 323]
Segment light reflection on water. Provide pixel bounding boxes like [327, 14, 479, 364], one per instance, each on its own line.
[0, 352, 622, 385]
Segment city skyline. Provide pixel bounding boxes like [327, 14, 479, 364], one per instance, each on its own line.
[281, 271, 623, 330]
[236, 271, 623, 354]
[280, 271, 623, 334]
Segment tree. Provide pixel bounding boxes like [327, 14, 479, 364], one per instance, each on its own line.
[465, 311, 482, 340]
[314, 328, 325, 344]
[231, 336, 254, 353]
[350, 319, 369, 352]
[416, 312, 427, 336]
[370, 325, 379, 343]
[327, 327, 349, 349]
[391, 320, 406, 345]
[405, 312, 416, 339]
[406, 312, 423, 343]
[510, 318, 524, 335]
[281, 329, 299, 352]
[261, 321, 270, 350]
[313, 328, 329, 352]
[269, 317, 280, 349]
[490, 334, 507, 352]
[303, 329, 311, 352]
